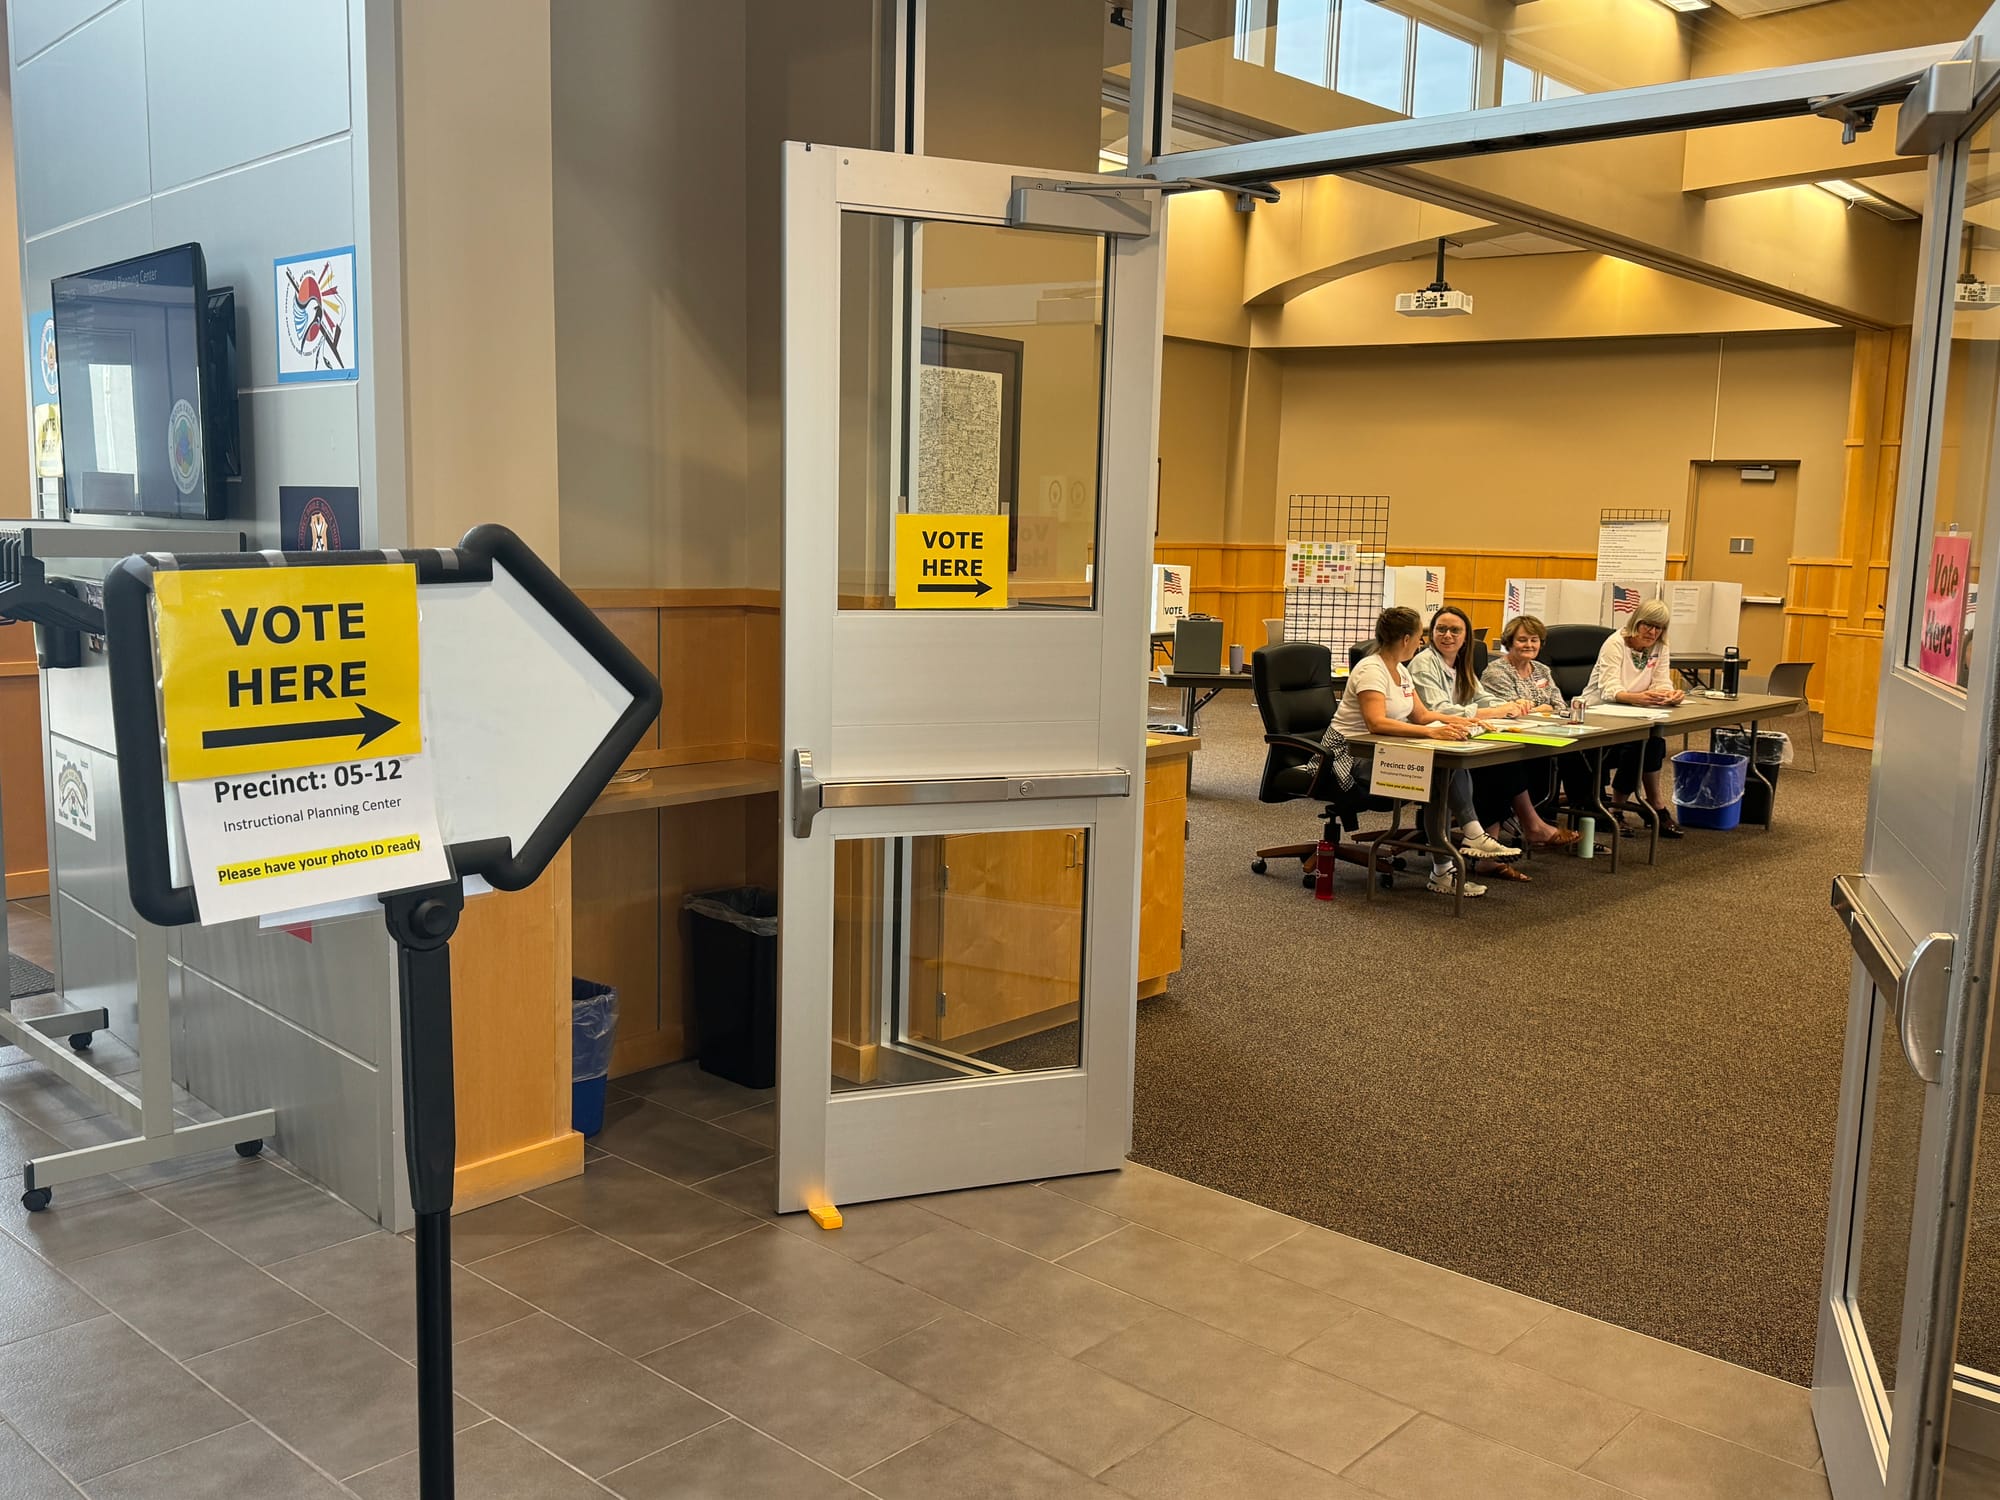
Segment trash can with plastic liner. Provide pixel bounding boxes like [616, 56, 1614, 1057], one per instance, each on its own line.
[570, 978, 619, 1136]
[1671, 750, 1748, 831]
[684, 887, 778, 1090]
[1711, 727, 1787, 825]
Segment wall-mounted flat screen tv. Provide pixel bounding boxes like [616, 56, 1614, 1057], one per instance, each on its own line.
[52, 242, 239, 520]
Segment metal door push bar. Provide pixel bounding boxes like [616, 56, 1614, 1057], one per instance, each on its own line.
[790, 749, 1131, 838]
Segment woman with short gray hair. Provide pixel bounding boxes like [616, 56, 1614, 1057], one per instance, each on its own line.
[1582, 597, 1686, 836]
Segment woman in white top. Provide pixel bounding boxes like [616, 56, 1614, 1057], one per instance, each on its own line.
[1581, 598, 1685, 837]
[1331, 606, 1520, 899]
[1412, 606, 1580, 860]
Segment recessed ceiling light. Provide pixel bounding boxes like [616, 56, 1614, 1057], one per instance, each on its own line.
[1655, 0, 1712, 11]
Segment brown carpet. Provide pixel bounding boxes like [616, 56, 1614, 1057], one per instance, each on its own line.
[1129, 688, 1865, 1384]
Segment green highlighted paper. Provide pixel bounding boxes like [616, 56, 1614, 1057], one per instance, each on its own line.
[1482, 731, 1576, 747]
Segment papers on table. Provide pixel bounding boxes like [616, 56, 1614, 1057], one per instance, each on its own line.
[1584, 704, 1670, 722]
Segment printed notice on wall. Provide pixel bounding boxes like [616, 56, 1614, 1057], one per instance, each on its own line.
[1286, 541, 1356, 591]
[50, 737, 95, 841]
[1595, 519, 1670, 581]
[1368, 741, 1435, 801]
[177, 753, 448, 925]
[1920, 532, 1974, 687]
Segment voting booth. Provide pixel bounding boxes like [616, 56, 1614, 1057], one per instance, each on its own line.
[1382, 564, 1444, 616]
[1502, 578, 1603, 626]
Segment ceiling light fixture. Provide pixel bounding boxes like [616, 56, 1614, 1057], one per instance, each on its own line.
[1654, 0, 1712, 11]
[1814, 179, 1921, 222]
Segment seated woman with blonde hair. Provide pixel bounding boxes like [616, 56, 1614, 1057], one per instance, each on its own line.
[1581, 597, 1685, 837]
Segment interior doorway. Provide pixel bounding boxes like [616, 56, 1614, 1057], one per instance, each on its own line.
[1688, 459, 1799, 685]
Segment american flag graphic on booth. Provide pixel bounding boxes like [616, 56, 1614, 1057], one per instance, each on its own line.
[1505, 583, 1522, 616]
[1611, 584, 1641, 616]
[1163, 569, 1185, 598]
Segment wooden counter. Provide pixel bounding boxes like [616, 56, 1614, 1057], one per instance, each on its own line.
[1140, 733, 1198, 1000]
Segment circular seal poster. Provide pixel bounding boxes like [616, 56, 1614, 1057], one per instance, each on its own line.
[167, 398, 203, 496]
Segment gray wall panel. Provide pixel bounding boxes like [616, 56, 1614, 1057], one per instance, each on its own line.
[20, 200, 152, 312]
[235, 386, 360, 549]
[12, 0, 121, 65]
[151, 138, 356, 391]
[144, 0, 351, 192]
[175, 966, 382, 1218]
[14, 2, 150, 236]
[177, 914, 389, 1064]
[48, 746, 136, 937]
[56, 894, 137, 1046]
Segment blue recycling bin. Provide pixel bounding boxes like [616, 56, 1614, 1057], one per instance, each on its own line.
[1671, 750, 1747, 831]
[570, 978, 618, 1136]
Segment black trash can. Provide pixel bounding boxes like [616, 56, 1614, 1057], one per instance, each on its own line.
[1711, 728, 1786, 825]
[684, 887, 778, 1089]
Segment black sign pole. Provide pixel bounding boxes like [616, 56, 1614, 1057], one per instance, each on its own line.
[381, 880, 464, 1500]
[104, 527, 663, 1500]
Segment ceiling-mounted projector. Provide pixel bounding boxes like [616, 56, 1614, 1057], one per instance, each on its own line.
[1398, 238, 1472, 318]
[1957, 277, 1998, 311]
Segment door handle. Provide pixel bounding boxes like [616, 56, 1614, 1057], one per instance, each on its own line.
[791, 749, 1131, 838]
[1831, 874, 1956, 1084]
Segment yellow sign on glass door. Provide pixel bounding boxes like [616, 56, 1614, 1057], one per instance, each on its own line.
[894, 514, 1009, 609]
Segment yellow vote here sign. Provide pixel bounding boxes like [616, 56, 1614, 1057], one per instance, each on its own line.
[895, 514, 1008, 608]
[155, 563, 424, 782]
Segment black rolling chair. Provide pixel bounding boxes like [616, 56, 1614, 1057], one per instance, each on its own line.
[1542, 623, 1612, 701]
[1249, 644, 1396, 888]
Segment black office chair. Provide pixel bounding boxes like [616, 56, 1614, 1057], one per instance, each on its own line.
[1542, 624, 1612, 701]
[1249, 644, 1396, 888]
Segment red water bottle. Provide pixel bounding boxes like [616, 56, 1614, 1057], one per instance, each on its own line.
[1314, 837, 1335, 900]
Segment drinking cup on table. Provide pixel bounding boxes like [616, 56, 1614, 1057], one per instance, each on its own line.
[1229, 644, 1245, 673]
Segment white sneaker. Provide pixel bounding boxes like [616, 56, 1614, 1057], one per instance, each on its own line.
[1427, 868, 1487, 898]
[1459, 832, 1521, 859]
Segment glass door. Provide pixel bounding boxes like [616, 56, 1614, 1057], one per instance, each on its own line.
[1817, 14, 2000, 1495]
[776, 144, 1163, 1213]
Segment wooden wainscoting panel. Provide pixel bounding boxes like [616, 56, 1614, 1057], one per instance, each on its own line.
[661, 609, 747, 761]
[1139, 756, 1189, 988]
[745, 607, 780, 761]
[1825, 625, 1887, 746]
[833, 835, 886, 1083]
[596, 610, 662, 750]
[1, 622, 47, 899]
[572, 811, 662, 1076]
[450, 852, 579, 1194]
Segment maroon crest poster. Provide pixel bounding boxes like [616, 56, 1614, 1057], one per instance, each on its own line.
[279, 486, 361, 553]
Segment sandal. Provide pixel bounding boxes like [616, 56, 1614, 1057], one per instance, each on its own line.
[1653, 806, 1684, 839]
[1475, 860, 1532, 882]
[1526, 828, 1582, 849]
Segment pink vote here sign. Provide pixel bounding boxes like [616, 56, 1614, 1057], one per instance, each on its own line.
[1920, 532, 1973, 686]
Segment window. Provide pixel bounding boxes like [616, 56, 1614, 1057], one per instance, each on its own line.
[1539, 73, 1581, 100]
[1273, 0, 1332, 87]
[1411, 24, 1476, 117]
[1500, 58, 1535, 107]
[1336, 0, 1408, 112]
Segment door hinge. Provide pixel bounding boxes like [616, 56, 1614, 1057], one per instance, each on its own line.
[939, 863, 950, 893]
[1184, 818, 1191, 842]
[938, 990, 948, 1017]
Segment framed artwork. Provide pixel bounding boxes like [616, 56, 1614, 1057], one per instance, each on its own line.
[920, 327, 1023, 571]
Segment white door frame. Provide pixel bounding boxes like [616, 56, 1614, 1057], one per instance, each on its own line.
[1815, 10, 2000, 1494]
[776, 142, 1165, 1215]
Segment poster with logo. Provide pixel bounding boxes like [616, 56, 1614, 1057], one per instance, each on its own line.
[1920, 532, 1974, 686]
[30, 309, 62, 480]
[280, 486, 362, 552]
[50, 738, 95, 841]
[273, 247, 359, 382]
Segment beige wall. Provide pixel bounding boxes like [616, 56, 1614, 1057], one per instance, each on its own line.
[1259, 332, 1853, 558]
[552, 4, 750, 590]
[1159, 339, 1236, 541]
[924, 0, 1100, 170]
[1690, 0, 1984, 77]
[400, 0, 560, 558]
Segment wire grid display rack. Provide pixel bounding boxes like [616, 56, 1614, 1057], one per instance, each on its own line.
[1283, 494, 1390, 657]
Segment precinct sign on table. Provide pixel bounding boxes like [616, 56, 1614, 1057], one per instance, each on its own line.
[152, 563, 446, 923]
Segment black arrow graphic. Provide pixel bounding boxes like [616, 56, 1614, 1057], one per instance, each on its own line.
[916, 579, 992, 597]
[202, 703, 400, 752]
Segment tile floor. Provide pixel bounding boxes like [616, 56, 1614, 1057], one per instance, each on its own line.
[0, 1052, 1843, 1499]
[6, 898, 54, 974]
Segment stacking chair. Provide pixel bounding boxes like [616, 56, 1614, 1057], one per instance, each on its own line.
[1249, 644, 1397, 888]
[1762, 661, 1820, 771]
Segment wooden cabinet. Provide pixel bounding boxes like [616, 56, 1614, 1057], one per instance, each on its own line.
[1139, 736, 1194, 999]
